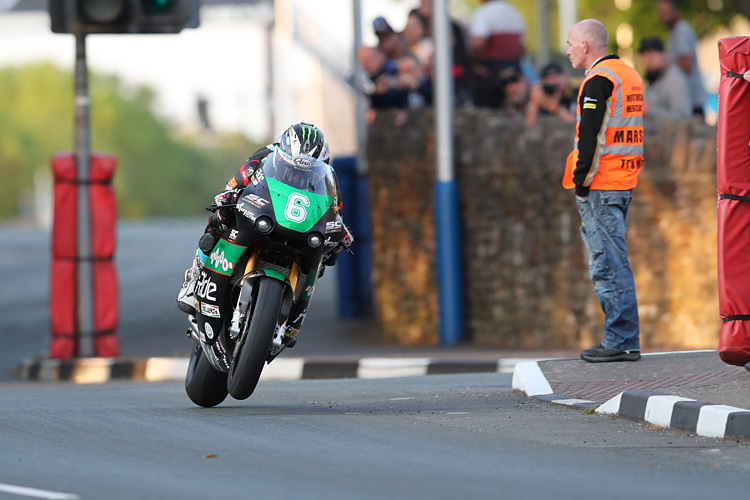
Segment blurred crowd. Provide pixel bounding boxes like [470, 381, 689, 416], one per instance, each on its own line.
[358, 0, 706, 127]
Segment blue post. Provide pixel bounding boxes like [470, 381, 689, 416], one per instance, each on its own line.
[433, 0, 463, 345]
[434, 180, 464, 345]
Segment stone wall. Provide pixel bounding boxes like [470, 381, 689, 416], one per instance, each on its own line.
[367, 109, 718, 350]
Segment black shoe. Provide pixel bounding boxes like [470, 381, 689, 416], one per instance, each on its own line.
[580, 343, 641, 363]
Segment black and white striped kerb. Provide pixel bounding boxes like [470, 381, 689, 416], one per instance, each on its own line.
[18, 357, 521, 384]
[596, 390, 750, 440]
[512, 361, 750, 440]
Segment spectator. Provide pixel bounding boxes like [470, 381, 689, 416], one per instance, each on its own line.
[526, 62, 577, 127]
[637, 37, 692, 121]
[496, 65, 530, 121]
[467, 0, 527, 108]
[416, 0, 472, 106]
[403, 9, 433, 68]
[358, 46, 406, 111]
[373, 16, 408, 61]
[657, 0, 707, 118]
[397, 55, 429, 108]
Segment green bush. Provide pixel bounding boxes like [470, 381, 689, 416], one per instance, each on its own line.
[0, 63, 262, 219]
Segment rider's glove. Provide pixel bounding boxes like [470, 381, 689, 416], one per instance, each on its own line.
[214, 189, 239, 207]
[212, 189, 240, 221]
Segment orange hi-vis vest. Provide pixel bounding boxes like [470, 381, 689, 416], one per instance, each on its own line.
[563, 58, 644, 191]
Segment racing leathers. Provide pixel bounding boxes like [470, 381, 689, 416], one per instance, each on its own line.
[177, 143, 351, 346]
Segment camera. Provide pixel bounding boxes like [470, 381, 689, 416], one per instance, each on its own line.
[542, 83, 559, 96]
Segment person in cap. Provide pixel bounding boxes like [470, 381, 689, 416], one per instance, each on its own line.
[526, 61, 578, 126]
[373, 16, 407, 61]
[638, 36, 692, 121]
[497, 65, 531, 120]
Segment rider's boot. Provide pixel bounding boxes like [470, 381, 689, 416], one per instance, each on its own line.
[177, 249, 203, 314]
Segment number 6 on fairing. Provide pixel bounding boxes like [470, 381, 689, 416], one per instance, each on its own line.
[285, 193, 310, 223]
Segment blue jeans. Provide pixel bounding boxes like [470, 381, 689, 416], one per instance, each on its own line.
[576, 190, 640, 351]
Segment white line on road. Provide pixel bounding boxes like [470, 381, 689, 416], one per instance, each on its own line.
[0, 483, 79, 500]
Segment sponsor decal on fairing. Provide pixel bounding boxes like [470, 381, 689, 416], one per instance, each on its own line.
[200, 302, 220, 318]
[325, 220, 343, 233]
[242, 193, 270, 208]
[204, 239, 246, 276]
[196, 272, 217, 301]
[236, 202, 257, 221]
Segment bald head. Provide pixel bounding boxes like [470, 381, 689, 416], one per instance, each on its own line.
[574, 19, 609, 50]
[566, 19, 609, 70]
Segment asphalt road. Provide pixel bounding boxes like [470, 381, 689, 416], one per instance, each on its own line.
[1, 219, 200, 378]
[1, 373, 748, 500]
[1, 218, 354, 380]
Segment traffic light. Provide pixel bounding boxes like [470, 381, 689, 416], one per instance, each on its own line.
[50, 0, 200, 35]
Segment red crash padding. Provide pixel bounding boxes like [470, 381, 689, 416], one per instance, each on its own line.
[49, 152, 119, 359]
[90, 154, 117, 259]
[50, 259, 77, 335]
[51, 153, 78, 258]
[717, 36, 750, 366]
[719, 321, 750, 366]
[51, 152, 117, 259]
[93, 260, 119, 338]
[717, 37, 750, 196]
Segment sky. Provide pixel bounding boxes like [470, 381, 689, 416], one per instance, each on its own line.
[0, 1, 419, 142]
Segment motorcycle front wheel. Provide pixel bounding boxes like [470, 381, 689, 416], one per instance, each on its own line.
[185, 343, 229, 408]
[227, 277, 285, 400]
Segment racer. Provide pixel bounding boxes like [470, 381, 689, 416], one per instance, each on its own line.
[176, 122, 352, 345]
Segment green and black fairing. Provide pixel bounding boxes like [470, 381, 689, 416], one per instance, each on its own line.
[192, 151, 346, 369]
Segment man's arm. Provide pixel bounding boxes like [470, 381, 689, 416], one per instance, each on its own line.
[225, 145, 274, 190]
[573, 75, 614, 198]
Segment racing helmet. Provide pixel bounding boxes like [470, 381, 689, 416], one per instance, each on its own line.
[277, 122, 330, 164]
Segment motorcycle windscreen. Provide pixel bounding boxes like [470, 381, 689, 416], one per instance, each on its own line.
[263, 151, 335, 233]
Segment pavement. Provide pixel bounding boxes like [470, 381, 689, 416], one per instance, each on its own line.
[512, 350, 750, 441]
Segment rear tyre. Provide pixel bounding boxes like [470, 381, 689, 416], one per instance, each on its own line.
[227, 278, 285, 400]
[185, 343, 229, 408]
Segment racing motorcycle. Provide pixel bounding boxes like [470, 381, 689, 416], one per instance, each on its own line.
[184, 150, 351, 407]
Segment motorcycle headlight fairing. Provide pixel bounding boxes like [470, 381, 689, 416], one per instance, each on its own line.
[307, 232, 323, 248]
[255, 216, 274, 234]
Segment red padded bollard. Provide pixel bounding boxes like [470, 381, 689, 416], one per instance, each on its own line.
[50, 152, 120, 358]
[717, 37, 750, 366]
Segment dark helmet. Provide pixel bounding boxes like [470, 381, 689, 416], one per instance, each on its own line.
[277, 122, 330, 164]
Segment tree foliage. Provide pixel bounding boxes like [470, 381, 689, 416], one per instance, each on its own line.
[461, 0, 746, 56]
[0, 63, 262, 220]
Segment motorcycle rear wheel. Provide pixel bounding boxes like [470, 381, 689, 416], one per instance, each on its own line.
[227, 277, 285, 400]
[185, 343, 229, 408]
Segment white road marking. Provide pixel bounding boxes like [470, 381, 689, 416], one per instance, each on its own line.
[0, 483, 79, 500]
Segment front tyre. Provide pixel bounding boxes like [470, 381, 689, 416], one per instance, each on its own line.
[227, 278, 285, 400]
[185, 343, 229, 408]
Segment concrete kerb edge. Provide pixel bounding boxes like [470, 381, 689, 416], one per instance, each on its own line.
[511, 360, 599, 410]
[17, 357, 527, 384]
[511, 361, 750, 440]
